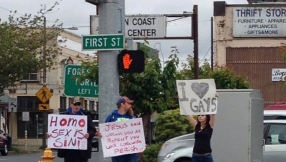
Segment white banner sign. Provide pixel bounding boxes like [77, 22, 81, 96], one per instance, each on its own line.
[272, 68, 286, 81]
[47, 114, 87, 150]
[90, 15, 166, 38]
[99, 118, 146, 158]
[233, 7, 286, 37]
[176, 79, 218, 115]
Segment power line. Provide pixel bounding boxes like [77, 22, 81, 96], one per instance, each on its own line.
[200, 47, 211, 64]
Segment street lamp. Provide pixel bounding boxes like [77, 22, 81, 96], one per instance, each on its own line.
[66, 57, 74, 64]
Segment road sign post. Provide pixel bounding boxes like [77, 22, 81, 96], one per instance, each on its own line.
[82, 34, 124, 51]
[85, 0, 122, 161]
[64, 64, 99, 97]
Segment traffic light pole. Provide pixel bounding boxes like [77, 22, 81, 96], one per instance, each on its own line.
[86, 0, 122, 161]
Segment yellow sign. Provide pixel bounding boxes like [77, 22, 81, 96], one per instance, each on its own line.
[36, 86, 53, 103]
[39, 104, 50, 111]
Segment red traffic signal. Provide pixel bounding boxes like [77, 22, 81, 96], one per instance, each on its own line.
[118, 50, 145, 74]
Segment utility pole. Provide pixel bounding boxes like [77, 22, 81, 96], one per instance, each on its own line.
[118, 0, 132, 50]
[42, 16, 48, 148]
[86, 0, 122, 161]
[211, 17, 214, 71]
[193, 5, 199, 79]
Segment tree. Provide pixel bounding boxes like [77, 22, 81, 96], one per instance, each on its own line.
[120, 41, 165, 139]
[142, 108, 194, 162]
[180, 56, 250, 89]
[155, 108, 194, 143]
[0, 2, 63, 94]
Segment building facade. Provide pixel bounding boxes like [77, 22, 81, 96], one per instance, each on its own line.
[214, 1, 286, 107]
[5, 30, 98, 145]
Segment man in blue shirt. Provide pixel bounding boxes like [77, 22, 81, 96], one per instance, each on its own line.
[105, 96, 138, 162]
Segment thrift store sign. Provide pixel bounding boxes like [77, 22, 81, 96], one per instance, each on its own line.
[47, 114, 88, 150]
[99, 118, 146, 158]
[176, 79, 218, 115]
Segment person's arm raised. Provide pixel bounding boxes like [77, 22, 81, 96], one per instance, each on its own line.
[209, 93, 218, 129]
[209, 114, 216, 129]
[187, 115, 197, 128]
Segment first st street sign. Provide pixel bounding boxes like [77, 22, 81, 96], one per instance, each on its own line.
[82, 34, 124, 51]
[64, 64, 99, 98]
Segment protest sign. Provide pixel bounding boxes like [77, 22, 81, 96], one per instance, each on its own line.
[47, 114, 88, 150]
[176, 79, 218, 115]
[99, 118, 146, 158]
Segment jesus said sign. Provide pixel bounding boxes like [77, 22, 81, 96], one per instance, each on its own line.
[47, 114, 88, 150]
[176, 79, 218, 115]
[99, 118, 146, 158]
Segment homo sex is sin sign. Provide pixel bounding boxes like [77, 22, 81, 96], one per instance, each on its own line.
[47, 114, 88, 150]
[176, 79, 218, 115]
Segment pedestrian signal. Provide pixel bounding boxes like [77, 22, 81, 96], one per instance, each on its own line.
[118, 50, 145, 74]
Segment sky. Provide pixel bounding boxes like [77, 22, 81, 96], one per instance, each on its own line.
[0, 0, 248, 66]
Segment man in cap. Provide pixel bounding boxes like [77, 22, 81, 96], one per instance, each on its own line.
[48, 97, 96, 162]
[104, 96, 138, 162]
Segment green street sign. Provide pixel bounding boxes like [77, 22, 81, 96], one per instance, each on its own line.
[82, 34, 124, 51]
[64, 64, 98, 98]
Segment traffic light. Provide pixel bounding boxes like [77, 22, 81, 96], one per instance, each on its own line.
[118, 50, 145, 74]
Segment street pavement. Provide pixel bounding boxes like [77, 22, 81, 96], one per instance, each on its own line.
[2, 152, 107, 162]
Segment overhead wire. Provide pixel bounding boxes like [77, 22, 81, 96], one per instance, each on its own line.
[200, 47, 211, 64]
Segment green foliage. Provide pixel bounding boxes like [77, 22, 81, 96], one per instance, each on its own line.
[80, 58, 99, 84]
[142, 143, 163, 162]
[120, 41, 164, 114]
[210, 66, 250, 89]
[155, 109, 194, 143]
[0, 2, 62, 93]
[161, 47, 181, 110]
[180, 56, 250, 89]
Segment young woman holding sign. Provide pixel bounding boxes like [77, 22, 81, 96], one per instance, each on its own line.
[187, 94, 217, 162]
[187, 114, 215, 162]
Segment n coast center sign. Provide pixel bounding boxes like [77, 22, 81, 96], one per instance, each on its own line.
[233, 7, 286, 37]
[90, 14, 166, 38]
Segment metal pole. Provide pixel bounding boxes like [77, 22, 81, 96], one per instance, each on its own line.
[118, 0, 132, 50]
[211, 17, 214, 71]
[193, 5, 199, 79]
[25, 122, 27, 152]
[97, 1, 121, 162]
[10, 109, 13, 140]
[36, 115, 38, 146]
[42, 16, 48, 148]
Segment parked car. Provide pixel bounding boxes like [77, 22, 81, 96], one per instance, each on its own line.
[0, 130, 11, 156]
[157, 110, 286, 162]
[92, 120, 99, 151]
[264, 110, 286, 120]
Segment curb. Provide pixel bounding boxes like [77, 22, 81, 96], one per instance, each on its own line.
[9, 150, 44, 155]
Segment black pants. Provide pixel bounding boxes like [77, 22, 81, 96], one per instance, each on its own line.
[64, 157, 88, 162]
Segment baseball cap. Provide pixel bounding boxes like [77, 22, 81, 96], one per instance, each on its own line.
[71, 97, 81, 104]
[116, 96, 134, 105]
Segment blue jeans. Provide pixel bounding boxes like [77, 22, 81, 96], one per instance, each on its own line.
[192, 153, 213, 162]
[111, 154, 138, 162]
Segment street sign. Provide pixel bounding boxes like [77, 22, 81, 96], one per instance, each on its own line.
[82, 34, 124, 51]
[64, 64, 99, 98]
[90, 15, 167, 38]
[8, 98, 17, 112]
[39, 104, 50, 111]
[22, 112, 29, 121]
[36, 86, 53, 103]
